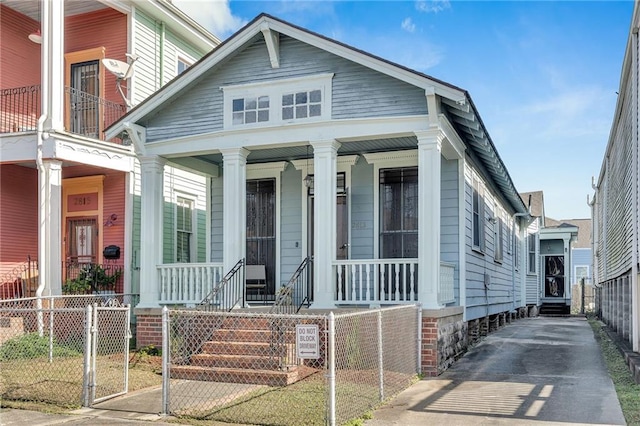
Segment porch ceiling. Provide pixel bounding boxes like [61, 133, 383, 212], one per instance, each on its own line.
[0, 0, 108, 20]
[190, 136, 419, 166]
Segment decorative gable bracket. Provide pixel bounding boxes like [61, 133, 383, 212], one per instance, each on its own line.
[260, 23, 280, 69]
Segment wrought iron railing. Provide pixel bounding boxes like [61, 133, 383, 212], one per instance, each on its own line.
[197, 259, 245, 312]
[63, 262, 124, 294]
[0, 84, 126, 143]
[0, 255, 38, 300]
[270, 256, 312, 314]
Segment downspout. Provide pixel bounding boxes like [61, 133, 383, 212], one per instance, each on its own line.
[159, 21, 165, 87]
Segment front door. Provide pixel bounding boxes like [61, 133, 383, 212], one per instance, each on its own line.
[66, 217, 98, 265]
[544, 255, 565, 298]
[246, 179, 276, 300]
[70, 60, 100, 138]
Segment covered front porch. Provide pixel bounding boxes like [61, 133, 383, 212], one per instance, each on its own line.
[137, 127, 463, 311]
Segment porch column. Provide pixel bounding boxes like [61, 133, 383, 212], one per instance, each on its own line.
[40, 0, 64, 131]
[416, 130, 445, 309]
[138, 156, 165, 308]
[221, 148, 249, 273]
[310, 140, 340, 309]
[37, 159, 62, 296]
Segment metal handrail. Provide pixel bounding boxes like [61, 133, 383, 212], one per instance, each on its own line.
[270, 256, 312, 314]
[198, 258, 245, 312]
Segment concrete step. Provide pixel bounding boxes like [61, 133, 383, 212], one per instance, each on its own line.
[170, 365, 300, 387]
[212, 328, 294, 343]
[191, 353, 284, 370]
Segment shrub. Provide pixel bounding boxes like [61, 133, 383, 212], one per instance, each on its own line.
[0, 333, 81, 361]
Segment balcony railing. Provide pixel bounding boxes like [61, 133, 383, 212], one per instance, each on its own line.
[0, 84, 126, 143]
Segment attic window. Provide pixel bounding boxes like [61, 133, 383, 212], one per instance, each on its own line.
[232, 96, 270, 125]
[221, 73, 333, 129]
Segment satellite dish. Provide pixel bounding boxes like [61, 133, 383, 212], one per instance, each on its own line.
[102, 53, 139, 107]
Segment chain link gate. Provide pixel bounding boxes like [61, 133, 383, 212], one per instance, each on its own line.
[83, 300, 132, 406]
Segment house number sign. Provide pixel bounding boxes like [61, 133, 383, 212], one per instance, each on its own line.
[67, 192, 98, 212]
[296, 324, 319, 359]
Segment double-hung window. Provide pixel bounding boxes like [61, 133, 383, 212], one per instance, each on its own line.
[494, 216, 503, 262]
[472, 178, 485, 251]
[176, 196, 194, 263]
[527, 233, 537, 274]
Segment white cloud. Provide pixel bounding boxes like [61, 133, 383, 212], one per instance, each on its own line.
[415, 0, 451, 14]
[172, 0, 247, 39]
[401, 17, 416, 33]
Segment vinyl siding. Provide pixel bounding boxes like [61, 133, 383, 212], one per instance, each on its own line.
[66, 9, 127, 108]
[0, 165, 38, 278]
[143, 35, 428, 142]
[210, 176, 223, 262]
[162, 166, 208, 263]
[463, 160, 520, 321]
[525, 218, 541, 305]
[0, 5, 41, 88]
[440, 158, 459, 303]
[350, 158, 374, 260]
[132, 9, 209, 105]
[280, 166, 303, 284]
[596, 71, 635, 282]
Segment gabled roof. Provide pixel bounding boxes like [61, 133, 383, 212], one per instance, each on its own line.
[107, 13, 527, 214]
[520, 191, 544, 218]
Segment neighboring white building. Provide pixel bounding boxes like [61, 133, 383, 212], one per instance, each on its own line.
[592, 0, 640, 352]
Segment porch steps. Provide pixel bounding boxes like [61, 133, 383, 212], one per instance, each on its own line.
[170, 317, 316, 387]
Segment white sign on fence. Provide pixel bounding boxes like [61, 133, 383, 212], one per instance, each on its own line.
[296, 324, 319, 359]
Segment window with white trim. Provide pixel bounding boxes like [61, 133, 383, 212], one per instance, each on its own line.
[472, 177, 485, 251]
[282, 90, 322, 120]
[494, 217, 503, 262]
[527, 233, 537, 274]
[514, 231, 520, 270]
[232, 96, 270, 125]
[221, 73, 333, 129]
[176, 196, 194, 263]
[177, 58, 191, 75]
[575, 265, 589, 284]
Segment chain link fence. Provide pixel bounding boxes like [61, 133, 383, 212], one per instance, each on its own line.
[0, 295, 134, 408]
[164, 304, 420, 425]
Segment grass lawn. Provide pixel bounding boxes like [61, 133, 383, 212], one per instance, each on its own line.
[589, 317, 640, 425]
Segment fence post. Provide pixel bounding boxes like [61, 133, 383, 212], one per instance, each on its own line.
[48, 296, 54, 363]
[377, 309, 384, 402]
[82, 304, 93, 407]
[581, 278, 585, 315]
[162, 306, 170, 415]
[328, 312, 336, 426]
[417, 304, 422, 375]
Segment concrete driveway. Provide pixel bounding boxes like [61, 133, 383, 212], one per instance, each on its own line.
[366, 316, 626, 426]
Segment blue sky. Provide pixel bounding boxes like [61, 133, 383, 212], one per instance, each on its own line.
[173, 0, 633, 220]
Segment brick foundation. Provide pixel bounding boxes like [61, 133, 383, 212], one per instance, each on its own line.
[135, 308, 163, 348]
[420, 306, 466, 376]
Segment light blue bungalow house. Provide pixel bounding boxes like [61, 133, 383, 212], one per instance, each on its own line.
[107, 13, 534, 375]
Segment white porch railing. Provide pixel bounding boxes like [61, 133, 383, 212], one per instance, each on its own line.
[158, 263, 224, 305]
[333, 259, 419, 304]
[333, 259, 457, 306]
[438, 262, 456, 305]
